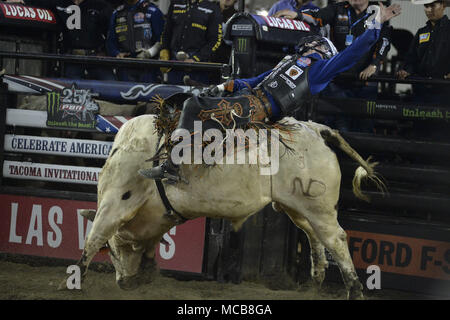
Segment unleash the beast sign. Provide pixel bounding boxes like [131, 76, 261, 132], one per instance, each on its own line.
[46, 84, 99, 130]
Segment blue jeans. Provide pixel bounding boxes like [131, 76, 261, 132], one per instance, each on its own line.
[321, 82, 377, 133]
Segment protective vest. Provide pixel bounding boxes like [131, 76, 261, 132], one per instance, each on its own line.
[260, 54, 312, 116]
[114, 1, 155, 54]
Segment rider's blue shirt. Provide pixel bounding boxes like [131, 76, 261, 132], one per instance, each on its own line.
[231, 28, 381, 118]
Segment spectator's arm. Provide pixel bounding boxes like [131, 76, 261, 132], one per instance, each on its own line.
[160, 2, 174, 52]
[150, 5, 165, 44]
[298, 4, 337, 27]
[193, 7, 223, 62]
[106, 11, 121, 57]
[400, 31, 419, 75]
[100, 1, 114, 40]
[267, 3, 280, 16]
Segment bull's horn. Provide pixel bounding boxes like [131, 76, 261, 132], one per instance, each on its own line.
[80, 209, 96, 221]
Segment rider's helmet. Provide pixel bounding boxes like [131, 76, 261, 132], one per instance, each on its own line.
[295, 35, 338, 59]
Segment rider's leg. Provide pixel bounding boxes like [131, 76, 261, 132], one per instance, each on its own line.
[138, 93, 273, 181]
[138, 97, 200, 182]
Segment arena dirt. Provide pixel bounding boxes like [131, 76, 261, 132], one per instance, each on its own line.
[0, 260, 437, 300]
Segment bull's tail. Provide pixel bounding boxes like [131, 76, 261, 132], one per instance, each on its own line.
[320, 128, 387, 202]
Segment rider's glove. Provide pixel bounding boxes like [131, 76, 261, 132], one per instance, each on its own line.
[205, 84, 223, 97]
[204, 81, 235, 97]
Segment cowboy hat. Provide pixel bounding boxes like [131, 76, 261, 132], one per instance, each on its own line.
[411, 0, 440, 4]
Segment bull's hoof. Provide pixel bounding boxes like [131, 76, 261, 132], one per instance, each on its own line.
[311, 269, 326, 288]
[57, 277, 71, 291]
[117, 275, 140, 291]
[348, 283, 365, 300]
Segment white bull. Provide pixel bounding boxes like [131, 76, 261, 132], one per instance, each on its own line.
[62, 114, 384, 299]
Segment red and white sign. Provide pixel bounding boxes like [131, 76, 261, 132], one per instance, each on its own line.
[0, 4, 56, 24]
[263, 16, 310, 32]
[0, 194, 206, 273]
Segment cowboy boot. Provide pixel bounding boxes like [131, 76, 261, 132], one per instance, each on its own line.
[138, 158, 182, 184]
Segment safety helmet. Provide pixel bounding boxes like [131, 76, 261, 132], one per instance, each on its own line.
[296, 35, 338, 59]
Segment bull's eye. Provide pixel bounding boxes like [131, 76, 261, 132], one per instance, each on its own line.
[122, 191, 131, 200]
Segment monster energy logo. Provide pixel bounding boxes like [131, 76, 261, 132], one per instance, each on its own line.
[236, 37, 248, 53]
[367, 101, 376, 115]
[47, 92, 61, 117]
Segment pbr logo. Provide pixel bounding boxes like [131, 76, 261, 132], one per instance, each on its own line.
[46, 84, 99, 129]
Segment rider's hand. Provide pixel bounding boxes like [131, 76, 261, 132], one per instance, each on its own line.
[204, 85, 222, 97]
[378, 2, 401, 24]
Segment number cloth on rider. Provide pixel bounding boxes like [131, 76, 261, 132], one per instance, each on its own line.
[230, 28, 381, 118]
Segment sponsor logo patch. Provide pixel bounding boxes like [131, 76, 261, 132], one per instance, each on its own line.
[285, 65, 303, 80]
[134, 12, 145, 23]
[419, 32, 430, 43]
[296, 57, 311, 68]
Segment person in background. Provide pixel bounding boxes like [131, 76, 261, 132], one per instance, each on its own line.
[397, 0, 450, 103]
[275, 0, 392, 133]
[6, 0, 115, 80]
[268, 0, 319, 16]
[159, 0, 223, 85]
[211, 0, 237, 65]
[107, 0, 165, 83]
[397, 0, 450, 140]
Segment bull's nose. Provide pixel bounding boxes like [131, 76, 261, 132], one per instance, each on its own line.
[117, 276, 140, 291]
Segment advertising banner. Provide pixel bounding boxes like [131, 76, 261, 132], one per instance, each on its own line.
[0, 4, 58, 30]
[0, 194, 206, 273]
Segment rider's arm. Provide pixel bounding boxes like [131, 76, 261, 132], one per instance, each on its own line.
[232, 70, 273, 91]
[211, 69, 273, 95]
[308, 28, 381, 94]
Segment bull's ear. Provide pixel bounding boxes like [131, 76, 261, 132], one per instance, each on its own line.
[80, 209, 96, 222]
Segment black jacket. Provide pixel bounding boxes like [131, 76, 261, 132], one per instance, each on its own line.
[24, 0, 113, 52]
[211, 5, 237, 64]
[161, 0, 223, 62]
[402, 15, 450, 79]
[302, 1, 391, 75]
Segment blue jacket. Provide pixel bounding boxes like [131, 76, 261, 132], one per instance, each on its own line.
[231, 28, 381, 118]
[268, 0, 319, 16]
[107, 0, 164, 57]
